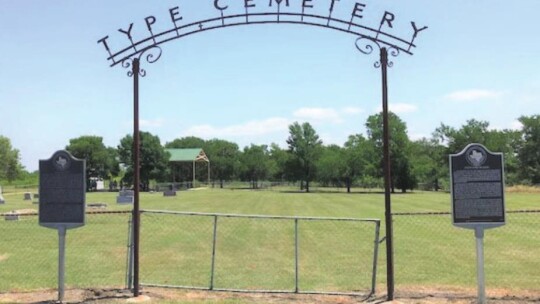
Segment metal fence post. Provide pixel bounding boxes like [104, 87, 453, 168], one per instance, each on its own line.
[125, 215, 134, 290]
[294, 218, 299, 293]
[209, 215, 218, 290]
[370, 221, 381, 296]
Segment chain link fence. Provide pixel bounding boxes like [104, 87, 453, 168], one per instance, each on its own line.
[392, 210, 540, 297]
[137, 210, 381, 296]
[5, 205, 537, 299]
[0, 211, 131, 291]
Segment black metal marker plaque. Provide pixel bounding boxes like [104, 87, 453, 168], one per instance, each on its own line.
[450, 144, 505, 228]
[39, 150, 86, 229]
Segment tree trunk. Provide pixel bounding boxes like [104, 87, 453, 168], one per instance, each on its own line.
[346, 177, 351, 193]
[220, 179, 224, 189]
[306, 180, 310, 193]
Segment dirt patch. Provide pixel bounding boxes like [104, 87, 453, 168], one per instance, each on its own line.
[13, 209, 37, 215]
[0, 254, 8, 262]
[506, 185, 540, 193]
[0, 287, 538, 304]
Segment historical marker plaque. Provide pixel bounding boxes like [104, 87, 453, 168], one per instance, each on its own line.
[450, 143, 505, 228]
[39, 150, 86, 229]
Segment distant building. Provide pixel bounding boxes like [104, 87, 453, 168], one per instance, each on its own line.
[166, 148, 210, 184]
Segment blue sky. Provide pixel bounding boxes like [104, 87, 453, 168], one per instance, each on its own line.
[1, 0, 539, 172]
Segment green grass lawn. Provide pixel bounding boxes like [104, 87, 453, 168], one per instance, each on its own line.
[0, 187, 539, 294]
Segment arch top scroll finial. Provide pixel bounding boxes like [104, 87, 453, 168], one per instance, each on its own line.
[355, 36, 401, 69]
[122, 46, 163, 77]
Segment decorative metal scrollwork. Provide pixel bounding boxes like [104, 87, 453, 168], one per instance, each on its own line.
[355, 36, 400, 69]
[386, 46, 400, 68]
[355, 36, 380, 55]
[122, 46, 163, 77]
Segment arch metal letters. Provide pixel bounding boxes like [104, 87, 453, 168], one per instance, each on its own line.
[39, 150, 86, 229]
[450, 144, 505, 229]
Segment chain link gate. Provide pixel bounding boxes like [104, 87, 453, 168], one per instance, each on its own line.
[126, 210, 381, 297]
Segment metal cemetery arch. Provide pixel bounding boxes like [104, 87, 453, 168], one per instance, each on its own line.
[99, 1, 427, 300]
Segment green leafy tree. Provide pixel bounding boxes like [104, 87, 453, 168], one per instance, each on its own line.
[343, 134, 374, 192]
[433, 119, 521, 185]
[409, 138, 446, 191]
[268, 143, 290, 181]
[316, 145, 347, 188]
[66, 136, 119, 190]
[165, 136, 206, 149]
[434, 119, 491, 153]
[0, 135, 23, 183]
[239, 144, 272, 189]
[204, 139, 240, 188]
[286, 122, 322, 192]
[365, 112, 416, 193]
[118, 132, 170, 190]
[517, 115, 540, 184]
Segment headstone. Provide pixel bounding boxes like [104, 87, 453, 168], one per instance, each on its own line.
[5, 211, 19, 221]
[24, 192, 32, 200]
[0, 194, 5, 204]
[39, 150, 86, 228]
[450, 143, 505, 228]
[96, 180, 105, 191]
[87, 203, 108, 209]
[116, 189, 134, 204]
[33, 193, 40, 199]
[163, 190, 177, 197]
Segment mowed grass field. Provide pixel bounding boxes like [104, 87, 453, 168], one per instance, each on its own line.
[0, 187, 539, 294]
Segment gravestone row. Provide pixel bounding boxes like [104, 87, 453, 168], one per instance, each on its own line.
[117, 189, 134, 204]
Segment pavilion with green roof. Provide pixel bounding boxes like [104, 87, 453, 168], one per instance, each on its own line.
[166, 148, 210, 184]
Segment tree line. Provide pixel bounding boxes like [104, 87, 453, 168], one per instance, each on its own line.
[2, 113, 540, 192]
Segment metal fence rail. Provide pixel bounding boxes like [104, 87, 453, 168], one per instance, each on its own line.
[392, 210, 540, 298]
[0, 211, 131, 292]
[136, 210, 381, 297]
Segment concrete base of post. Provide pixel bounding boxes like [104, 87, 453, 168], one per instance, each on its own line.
[126, 295, 151, 303]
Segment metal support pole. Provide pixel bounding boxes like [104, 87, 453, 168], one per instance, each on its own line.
[132, 58, 141, 297]
[193, 161, 196, 186]
[475, 227, 486, 304]
[294, 219, 299, 293]
[370, 221, 381, 295]
[208, 161, 211, 186]
[58, 226, 67, 303]
[210, 215, 218, 290]
[380, 47, 394, 301]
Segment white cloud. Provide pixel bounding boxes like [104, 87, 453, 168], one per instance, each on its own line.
[510, 120, 523, 130]
[182, 117, 291, 138]
[293, 107, 343, 123]
[391, 103, 418, 114]
[140, 118, 165, 128]
[341, 107, 364, 115]
[123, 118, 165, 129]
[445, 89, 503, 102]
[374, 103, 418, 114]
[409, 133, 429, 141]
[490, 120, 523, 132]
